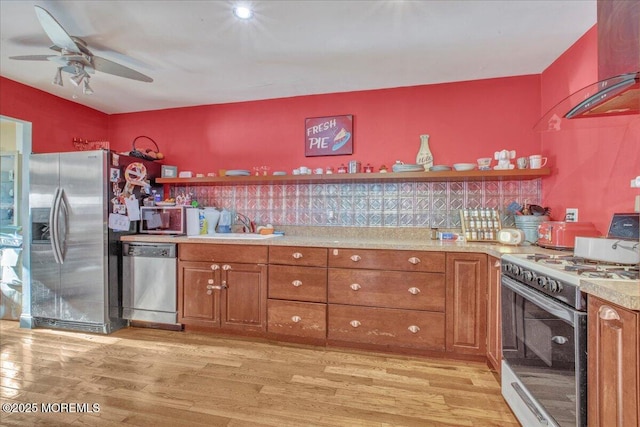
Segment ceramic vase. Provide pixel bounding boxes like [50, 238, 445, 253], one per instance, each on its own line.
[416, 134, 433, 170]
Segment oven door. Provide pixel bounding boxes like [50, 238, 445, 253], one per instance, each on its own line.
[501, 275, 587, 427]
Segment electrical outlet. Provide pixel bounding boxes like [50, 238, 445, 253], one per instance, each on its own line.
[635, 195, 640, 213]
[565, 208, 579, 222]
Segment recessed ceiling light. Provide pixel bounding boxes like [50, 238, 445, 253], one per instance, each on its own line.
[233, 5, 253, 20]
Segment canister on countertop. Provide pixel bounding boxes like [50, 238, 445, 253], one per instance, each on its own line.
[348, 160, 361, 173]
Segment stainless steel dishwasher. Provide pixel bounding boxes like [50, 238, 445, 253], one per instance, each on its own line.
[122, 242, 179, 327]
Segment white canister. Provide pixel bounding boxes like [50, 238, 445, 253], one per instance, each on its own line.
[186, 208, 202, 236]
[203, 207, 220, 234]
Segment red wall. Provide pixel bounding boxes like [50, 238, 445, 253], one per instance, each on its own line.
[540, 26, 640, 234]
[108, 75, 542, 174]
[0, 77, 108, 153]
[5, 26, 638, 236]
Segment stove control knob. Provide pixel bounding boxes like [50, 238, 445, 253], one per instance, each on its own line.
[523, 270, 534, 281]
[512, 265, 521, 276]
[537, 276, 548, 289]
[548, 280, 563, 293]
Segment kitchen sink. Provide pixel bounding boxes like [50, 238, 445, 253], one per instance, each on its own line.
[188, 233, 280, 240]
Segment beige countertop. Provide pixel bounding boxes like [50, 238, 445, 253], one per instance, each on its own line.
[120, 226, 558, 258]
[580, 279, 640, 311]
[120, 226, 639, 311]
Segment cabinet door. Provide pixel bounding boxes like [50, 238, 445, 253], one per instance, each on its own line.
[445, 253, 487, 355]
[221, 263, 268, 332]
[178, 261, 220, 326]
[486, 256, 502, 375]
[588, 296, 639, 427]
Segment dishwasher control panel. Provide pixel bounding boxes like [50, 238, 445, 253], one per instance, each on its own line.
[123, 242, 177, 258]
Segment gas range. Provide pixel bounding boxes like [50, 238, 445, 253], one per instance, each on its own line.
[501, 252, 639, 311]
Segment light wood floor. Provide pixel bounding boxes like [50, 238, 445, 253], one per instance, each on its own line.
[0, 320, 519, 426]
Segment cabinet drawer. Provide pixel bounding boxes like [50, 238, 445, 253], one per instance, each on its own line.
[179, 243, 268, 263]
[328, 248, 445, 272]
[267, 300, 326, 339]
[269, 246, 327, 267]
[328, 304, 445, 350]
[328, 269, 444, 311]
[269, 265, 327, 303]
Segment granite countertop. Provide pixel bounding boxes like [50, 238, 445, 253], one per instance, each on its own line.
[119, 225, 558, 258]
[119, 226, 639, 311]
[580, 279, 640, 311]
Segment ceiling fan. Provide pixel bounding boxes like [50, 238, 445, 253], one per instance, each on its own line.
[10, 5, 153, 95]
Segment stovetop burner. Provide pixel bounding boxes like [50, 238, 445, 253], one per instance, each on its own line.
[525, 253, 640, 280]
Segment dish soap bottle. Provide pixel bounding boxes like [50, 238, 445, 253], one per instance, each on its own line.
[218, 208, 231, 233]
[416, 134, 433, 170]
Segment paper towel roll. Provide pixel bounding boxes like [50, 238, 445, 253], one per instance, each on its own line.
[186, 208, 201, 236]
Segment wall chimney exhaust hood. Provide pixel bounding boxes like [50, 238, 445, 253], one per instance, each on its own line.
[536, 0, 639, 131]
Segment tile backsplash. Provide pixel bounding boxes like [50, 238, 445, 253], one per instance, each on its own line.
[171, 179, 541, 229]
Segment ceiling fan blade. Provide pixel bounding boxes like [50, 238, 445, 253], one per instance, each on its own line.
[92, 56, 153, 82]
[9, 55, 56, 61]
[34, 6, 81, 54]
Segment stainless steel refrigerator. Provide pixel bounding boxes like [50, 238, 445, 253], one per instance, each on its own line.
[29, 150, 160, 333]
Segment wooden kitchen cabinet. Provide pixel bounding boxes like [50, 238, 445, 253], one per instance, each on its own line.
[486, 256, 502, 375]
[327, 247, 446, 352]
[587, 296, 639, 427]
[445, 253, 487, 356]
[267, 246, 328, 341]
[178, 244, 268, 333]
[328, 304, 445, 350]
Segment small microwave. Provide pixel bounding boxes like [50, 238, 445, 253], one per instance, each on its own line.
[140, 206, 186, 235]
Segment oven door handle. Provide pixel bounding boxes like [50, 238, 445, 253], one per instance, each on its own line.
[510, 382, 549, 425]
[501, 276, 576, 326]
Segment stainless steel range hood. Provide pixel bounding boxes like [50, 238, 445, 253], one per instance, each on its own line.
[536, 0, 639, 130]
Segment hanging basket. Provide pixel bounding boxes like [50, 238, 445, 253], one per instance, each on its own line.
[129, 136, 160, 161]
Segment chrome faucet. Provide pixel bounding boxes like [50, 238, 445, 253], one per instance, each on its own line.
[235, 212, 253, 233]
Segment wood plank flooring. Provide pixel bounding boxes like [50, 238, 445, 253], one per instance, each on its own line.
[0, 321, 519, 426]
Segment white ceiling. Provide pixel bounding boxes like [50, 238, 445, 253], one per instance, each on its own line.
[0, 0, 596, 115]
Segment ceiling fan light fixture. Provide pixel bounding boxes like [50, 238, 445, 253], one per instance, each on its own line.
[52, 67, 63, 86]
[233, 5, 253, 20]
[69, 70, 85, 87]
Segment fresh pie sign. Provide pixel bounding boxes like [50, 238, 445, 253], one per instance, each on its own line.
[305, 114, 353, 157]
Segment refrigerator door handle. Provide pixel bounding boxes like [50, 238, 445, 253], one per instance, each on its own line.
[58, 188, 69, 262]
[51, 187, 64, 264]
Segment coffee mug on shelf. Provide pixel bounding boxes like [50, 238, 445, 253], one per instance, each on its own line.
[517, 157, 528, 169]
[529, 154, 547, 169]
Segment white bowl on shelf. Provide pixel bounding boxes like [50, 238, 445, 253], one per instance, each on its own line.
[453, 163, 476, 171]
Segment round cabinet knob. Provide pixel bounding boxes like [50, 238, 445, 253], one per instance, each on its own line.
[292, 252, 303, 259]
[350, 320, 361, 328]
[208, 279, 214, 285]
[292, 280, 303, 287]
[222, 264, 232, 271]
[350, 283, 361, 291]
[408, 257, 421, 265]
[350, 255, 361, 262]
[211, 264, 220, 271]
[408, 325, 420, 334]
[206, 290, 213, 295]
[291, 315, 302, 323]
[408, 287, 421, 295]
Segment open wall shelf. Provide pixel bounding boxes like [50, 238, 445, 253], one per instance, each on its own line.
[157, 168, 551, 186]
